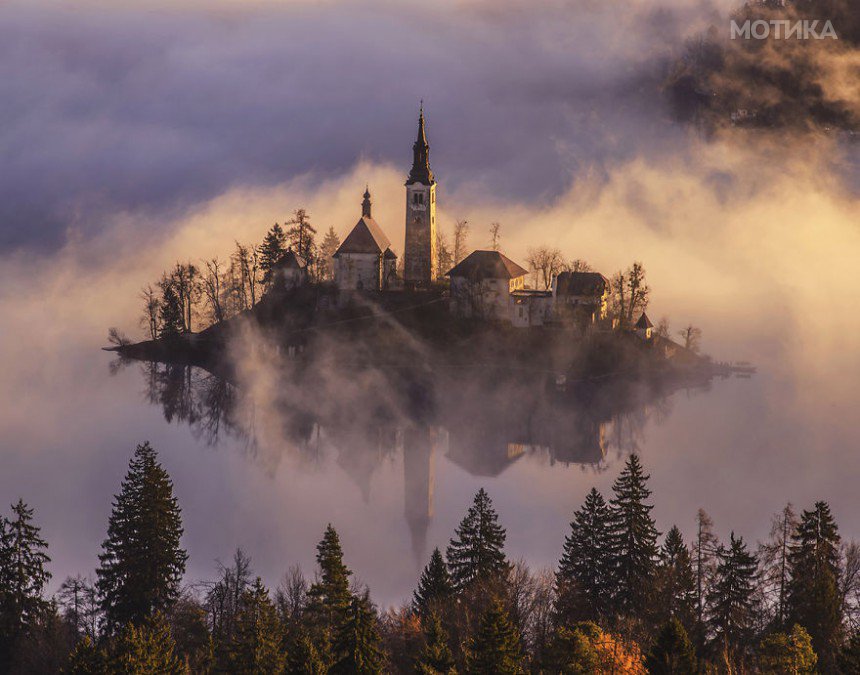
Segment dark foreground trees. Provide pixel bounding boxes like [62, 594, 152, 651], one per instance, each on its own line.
[97, 442, 188, 634]
[7, 444, 860, 674]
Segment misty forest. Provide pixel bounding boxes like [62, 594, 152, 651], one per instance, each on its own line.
[5, 444, 860, 674]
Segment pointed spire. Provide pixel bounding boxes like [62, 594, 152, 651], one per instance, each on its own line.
[361, 186, 372, 218]
[407, 102, 435, 186]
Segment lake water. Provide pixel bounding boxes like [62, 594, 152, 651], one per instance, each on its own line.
[3, 332, 857, 608]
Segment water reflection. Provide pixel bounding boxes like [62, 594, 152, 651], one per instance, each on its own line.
[120, 357, 714, 563]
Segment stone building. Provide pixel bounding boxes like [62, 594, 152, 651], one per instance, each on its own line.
[446, 250, 529, 321]
[271, 249, 307, 291]
[552, 271, 609, 328]
[403, 105, 437, 287]
[333, 189, 397, 291]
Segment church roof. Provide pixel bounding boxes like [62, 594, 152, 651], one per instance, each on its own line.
[334, 216, 392, 256]
[273, 249, 306, 269]
[406, 104, 435, 186]
[555, 271, 608, 297]
[446, 250, 529, 280]
[635, 312, 654, 329]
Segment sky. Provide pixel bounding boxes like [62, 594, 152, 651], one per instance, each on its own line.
[1, 0, 860, 600]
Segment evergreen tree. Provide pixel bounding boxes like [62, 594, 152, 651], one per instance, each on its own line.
[318, 226, 341, 281]
[545, 623, 599, 674]
[158, 281, 185, 338]
[259, 222, 288, 284]
[464, 599, 525, 674]
[416, 610, 455, 674]
[0, 499, 51, 671]
[555, 488, 612, 624]
[607, 454, 659, 616]
[645, 618, 697, 674]
[786, 501, 843, 671]
[692, 508, 719, 652]
[305, 524, 353, 661]
[706, 533, 757, 656]
[286, 208, 318, 266]
[838, 631, 860, 674]
[66, 636, 108, 674]
[110, 611, 185, 674]
[758, 503, 797, 630]
[228, 578, 284, 674]
[97, 442, 187, 633]
[758, 624, 817, 674]
[446, 489, 509, 591]
[413, 548, 454, 616]
[286, 631, 327, 674]
[331, 592, 385, 675]
[654, 526, 696, 629]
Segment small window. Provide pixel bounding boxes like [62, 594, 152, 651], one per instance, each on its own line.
[413, 193, 424, 205]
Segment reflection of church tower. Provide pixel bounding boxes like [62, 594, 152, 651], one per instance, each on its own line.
[403, 104, 437, 286]
[403, 425, 436, 565]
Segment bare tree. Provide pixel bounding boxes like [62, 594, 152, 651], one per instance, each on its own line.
[201, 257, 226, 325]
[232, 242, 259, 309]
[610, 262, 650, 329]
[679, 324, 703, 352]
[526, 246, 564, 290]
[437, 230, 453, 274]
[564, 258, 592, 273]
[758, 503, 798, 628]
[655, 316, 671, 339]
[453, 220, 470, 264]
[139, 284, 161, 340]
[489, 222, 501, 251]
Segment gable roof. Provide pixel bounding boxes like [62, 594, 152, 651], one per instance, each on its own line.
[273, 249, 306, 269]
[334, 216, 391, 256]
[635, 312, 654, 329]
[446, 250, 528, 280]
[555, 271, 608, 297]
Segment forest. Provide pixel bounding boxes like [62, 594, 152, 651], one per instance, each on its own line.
[2, 443, 858, 674]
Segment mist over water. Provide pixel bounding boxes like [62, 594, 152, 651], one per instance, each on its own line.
[1, 0, 859, 608]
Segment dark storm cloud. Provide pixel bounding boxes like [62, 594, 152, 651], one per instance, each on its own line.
[0, 0, 726, 252]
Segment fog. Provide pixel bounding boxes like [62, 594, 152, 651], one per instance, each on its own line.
[1, 0, 859, 605]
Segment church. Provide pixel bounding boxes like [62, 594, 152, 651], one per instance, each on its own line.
[331, 106, 609, 330]
[334, 105, 437, 291]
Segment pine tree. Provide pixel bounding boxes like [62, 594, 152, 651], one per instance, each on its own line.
[645, 618, 697, 674]
[606, 454, 659, 616]
[545, 623, 600, 674]
[259, 222, 288, 284]
[331, 592, 385, 675]
[286, 208, 317, 266]
[758, 503, 797, 630]
[692, 508, 719, 652]
[555, 487, 612, 624]
[786, 501, 843, 671]
[654, 526, 696, 629]
[413, 548, 454, 616]
[706, 532, 757, 656]
[305, 524, 353, 661]
[464, 599, 525, 674]
[416, 610, 455, 674]
[66, 636, 108, 674]
[97, 442, 187, 633]
[446, 489, 509, 591]
[228, 578, 285, 674]
[319, 226, 341, 281]
[158, 282, 185, 338]
[758, 624, 817, 674]
[0, 499, 51, 671]
[286, 631, 327, 674]
[110, 611, 185, 674]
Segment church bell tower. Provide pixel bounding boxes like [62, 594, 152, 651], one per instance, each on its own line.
[404, 104, 437, 286]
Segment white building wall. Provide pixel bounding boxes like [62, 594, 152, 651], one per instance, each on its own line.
[335, 253, 381, 290]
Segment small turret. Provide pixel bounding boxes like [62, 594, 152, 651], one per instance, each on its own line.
[362, 185, 372, 218]
[406, 102, 435, 186]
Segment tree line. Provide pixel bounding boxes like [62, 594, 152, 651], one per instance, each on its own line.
[137, 210, 342, 341]
[3, 446, 860, 673]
